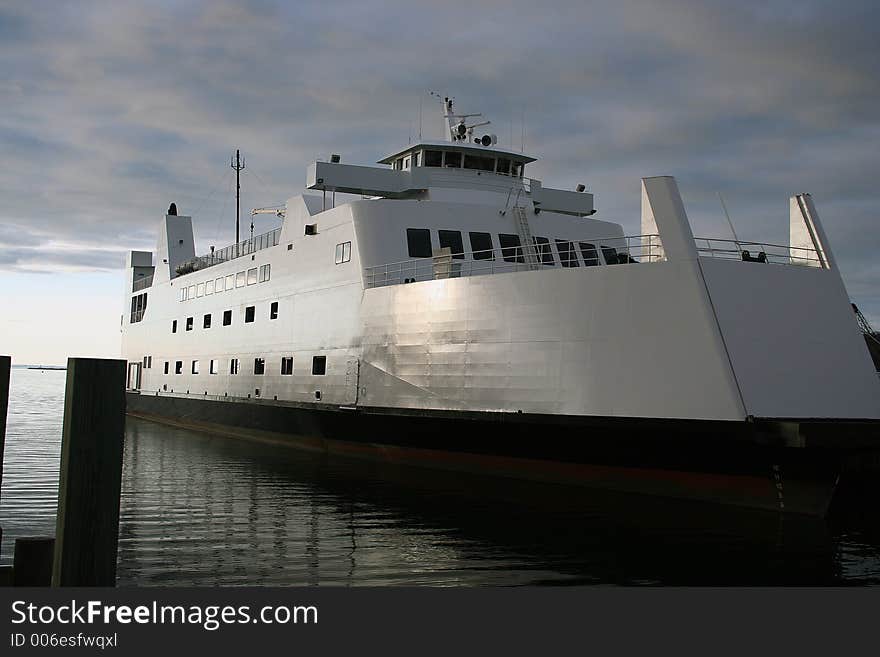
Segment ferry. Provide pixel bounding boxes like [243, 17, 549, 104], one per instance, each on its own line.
[122, 96, 880, 515]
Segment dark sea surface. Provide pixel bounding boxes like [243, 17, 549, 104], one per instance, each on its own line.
[1, 367, 879, 585]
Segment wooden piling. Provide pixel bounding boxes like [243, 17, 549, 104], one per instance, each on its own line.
[13, 537, 55, 586]
[52, 358, 126, 587]
[0, 355, 9, 494]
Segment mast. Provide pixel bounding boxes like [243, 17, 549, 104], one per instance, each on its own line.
[230, 149, 245, 256]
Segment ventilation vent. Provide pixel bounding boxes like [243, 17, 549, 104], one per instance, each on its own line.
[305, 224, 317, 236]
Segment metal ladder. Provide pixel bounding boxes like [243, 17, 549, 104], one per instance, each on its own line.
[513, 204, 541, 270]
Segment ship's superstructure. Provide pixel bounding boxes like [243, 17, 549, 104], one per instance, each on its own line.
[122, 96, 880, 515]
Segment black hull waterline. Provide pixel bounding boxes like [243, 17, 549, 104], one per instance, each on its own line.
[125, 392, 880, 516]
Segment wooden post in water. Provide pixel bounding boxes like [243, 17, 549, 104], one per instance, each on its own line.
[52, 358, 126, 587]
[0, 355, 9, 494]
[13, 537, 55, 586]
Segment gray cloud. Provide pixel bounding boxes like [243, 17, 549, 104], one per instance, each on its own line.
[1, 0, 879, 322]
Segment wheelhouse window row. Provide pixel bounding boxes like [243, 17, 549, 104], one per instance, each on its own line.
[178, 264, 272, 302]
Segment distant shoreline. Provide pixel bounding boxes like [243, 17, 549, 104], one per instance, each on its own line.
[22, 365, 67, 371]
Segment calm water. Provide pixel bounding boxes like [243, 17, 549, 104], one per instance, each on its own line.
[1, 367, 879, 585]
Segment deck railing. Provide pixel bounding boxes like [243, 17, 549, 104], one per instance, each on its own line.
[694, 237, 823, 267]
[175, 227, 282, 277]
[364, 234, 662, 289]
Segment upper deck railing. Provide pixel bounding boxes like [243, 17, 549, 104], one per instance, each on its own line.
[175, 227, 282, 277]
[364, 234, 662, 289]
[695, 237, 823, 267]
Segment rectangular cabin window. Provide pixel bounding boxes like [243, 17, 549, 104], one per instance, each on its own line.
[496, 158, 511, 175]
[172, 320, 178, 333]
[196, 283, 204, 297]
[259, 264, 271, 282]
[438, 230, 465, 259]
[235, 272, 245, 288]
[412, 151, 420, 167]
[601, 246, 620, 265]
[205, 280, 214, 295]
[225, 274, 234, 291]
[270, 301, 279, 320]
[254, 358, 265, 375]
[281, 357, 293, 375]
[555, 240, 579, 267]
[188, 285, 196, 299]
[222, 309, 232, 326]
[186, 317, 193, 331]
[579, 242, 599, 266]
[245, 306, 255, 323]
[210, 359, 218, 374]
[533, 237, 555, 266]
[203, 313, 211, 329]
[335, 241, 352, 264]
[425, 150, 442, 167]
[215, 277, 224, 293]
[403, 156, 411, 169]
[180, 288, 187, 302]
[312, 356, 327, 375]
[192, 360, 199, 374]
[230, 358, 240, 375]
[142, 356, 149, 369]
[511, 163, 523, 177]
[175, 361, 183, 374]
[247, 268, 258, 285]
[463, 154, 495, 172]
[164, 361, 169, 375]
[498, 234, 525, 264]
[469, 232, 495, 260]
[443, 151, 462, 168]
[406, 228, 433, 258]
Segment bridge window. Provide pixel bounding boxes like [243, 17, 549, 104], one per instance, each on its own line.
[205, 280, 214, 295]
[579, 242, 599, 266]
[312, 356, 327, 375]
[497, 158, 511, 175]
[254, 358, 265, 375]
[555, 240, 579, 268]
[259, 264, 271, 282]
[499, 234, 524, 263]
[512, 162, 523, 177]
[412, 152, 420, 167]
[443, 151, 462, 168]
[236, 271, 245, 288]
[425, 150, 442, 167]
[438, 230, 465, 259]
[196, 283, 204, 297]
[225, 274, 234, 290]
[601, 246, 619, 265]
[533, 237, 555, 266]
[247, 268, 258, 285]
[469, 232, 495, 260]
[464, 154, 495, 172]
[281, 357, 293, 375]
[188, 285, 196, 299]
[406, 228, 432, 258]
[215, 277, 224, 293]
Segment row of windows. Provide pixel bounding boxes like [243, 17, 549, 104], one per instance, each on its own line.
[406, 228, 628, 267]
[159, 355, 327, 377]
[391, 150, 525, 177]
[172, 302, 279, 333]
[179, 264, 271, 302]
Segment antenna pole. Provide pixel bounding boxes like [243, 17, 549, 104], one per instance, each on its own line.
[231, 149, 246, 257]
[718, 192, 740, 245]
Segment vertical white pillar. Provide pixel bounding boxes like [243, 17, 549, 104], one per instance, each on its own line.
[640, 176, 699, 262]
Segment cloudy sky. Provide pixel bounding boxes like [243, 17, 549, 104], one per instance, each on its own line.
[1, 0, 878, 364]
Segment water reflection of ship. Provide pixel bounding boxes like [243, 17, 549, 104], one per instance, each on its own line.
[115, 418, 869, 586]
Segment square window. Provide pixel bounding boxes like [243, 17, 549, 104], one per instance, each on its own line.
[499, 234, 524, 263]
[254, 358, 265, 375]
[425, 150, 442, 167]
[469, 232, 495, 260]
[186, 317, 193, 331]
[210, 359, 218, 374]
[281, 357, 293, 375]
[270, 301, 278, 320]
[312, 355, 326, 375]
[245, 306, 255, 323]
[192, 360, 199, 374]
[175, 361, 183, 374]
[601, 245, 620, 265]
[172, 320, 178, 333]
[247, 268, 258, 285]
[203, 313, 211, 329]
[406, 228, 432, 258]
[444, 151, 462, 168]
[533, 236, 555, 266]
[164, 361, 169, 374]
[438, 230, 465, 259]
[225, 274, 234, 290]
[555, 240, 579, 268]
[230, 358, 240, 375]
[236, 272, 246, 288]
[215, 277, 224, 293]
[579, 242, 599, 266]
